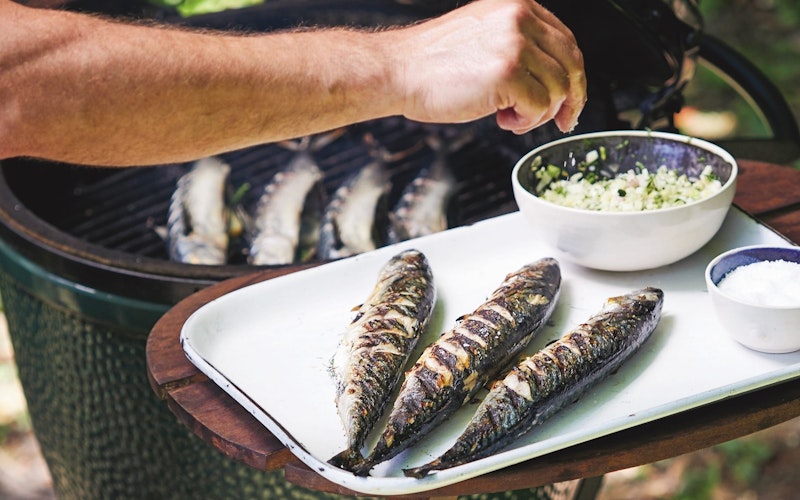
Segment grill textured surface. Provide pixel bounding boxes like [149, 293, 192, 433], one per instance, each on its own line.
[0, 274, 353, 500]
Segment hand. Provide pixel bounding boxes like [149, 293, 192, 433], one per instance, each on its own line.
[390, 0, 587, 134]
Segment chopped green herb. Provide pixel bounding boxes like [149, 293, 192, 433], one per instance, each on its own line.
[538, 165, 723, 211]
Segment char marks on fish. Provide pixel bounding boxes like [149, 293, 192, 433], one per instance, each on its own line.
[248, 132, 343, 265]
[317, 138, 392, 260]
[328, 248, 436, 470]
[387, 133, 466, 244]
[405, 287, 664, 478]
[352, 257, 562, 475]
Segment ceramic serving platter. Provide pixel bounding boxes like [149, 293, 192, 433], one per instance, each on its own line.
[181, 207, 800, 496]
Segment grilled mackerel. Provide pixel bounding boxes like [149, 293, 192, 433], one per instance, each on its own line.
[317, 158, 390, 260]
[249, 139, 325, 265]
[386, 134, 461, 244]
[405, 287, 664, 478]
[167, 156, 231, 265]
[353, 257, 561, 475]
[329, 249, 436, 470]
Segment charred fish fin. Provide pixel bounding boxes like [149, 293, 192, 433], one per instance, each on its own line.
[404, 461, 440, 479]
[310, 127, 346, 151]
[276, 136, 310, 153]
[351, 458, 379, 477]
[423, 127, 475, 157]
[363, 132, 424, 164]
[276, 127, 344, 154]
[327, 448, 364, 472]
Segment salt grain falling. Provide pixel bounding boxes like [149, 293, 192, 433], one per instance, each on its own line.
[718, 259, 800, 307]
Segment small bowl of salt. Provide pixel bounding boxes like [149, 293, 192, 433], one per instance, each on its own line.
[706, 245, 800, 353]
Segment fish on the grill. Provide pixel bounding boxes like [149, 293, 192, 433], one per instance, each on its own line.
[328, 248, 436, 470]
[166, 156, 231, 265]
[248, 132, 342, 265]
[405, 287, 664, 478]
[352, 257, 562, 475]
[317, 145, 391, 260]
[386, 133, 462, 244]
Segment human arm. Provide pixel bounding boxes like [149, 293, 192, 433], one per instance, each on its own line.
[0, 0, 585, 167]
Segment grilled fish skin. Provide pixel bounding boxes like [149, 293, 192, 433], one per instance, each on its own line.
[329, 249, 436, 471]
[387, 162, 455, 244]
[248, 144, 325, 265]
[249, 130, 344, 265]
[317, 158, 391, 260]
[387, 133, 464, 244]
[167, 156, 230, 265]
[353, 258, 562, 476]
[405, 287, 664, 478]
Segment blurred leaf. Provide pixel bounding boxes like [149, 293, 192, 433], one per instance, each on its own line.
[674, 461, 720, 499]
[679, 0, 799, 155]
[718, 439, 774, 485]
[148, 0, 263, 16]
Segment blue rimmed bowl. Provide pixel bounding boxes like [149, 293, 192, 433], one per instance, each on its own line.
[705, 245, 800, 353]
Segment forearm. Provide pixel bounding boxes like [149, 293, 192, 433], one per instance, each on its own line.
[0, 3, 401, 166]
[0, 0, 586, 167]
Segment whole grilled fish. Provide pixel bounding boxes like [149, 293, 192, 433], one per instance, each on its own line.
[317, 156, 390, 260]
[248, 137, 328, 265]
[386, 134, 462, 244]
[405, 287, 664, 478]
[166, 156, 231, 265]
[328, 249, 436, 470]
[353, 257, 562, 475]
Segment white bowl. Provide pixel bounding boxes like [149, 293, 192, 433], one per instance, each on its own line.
[705, 245, 800, 353]
[511, 130, 738, 271]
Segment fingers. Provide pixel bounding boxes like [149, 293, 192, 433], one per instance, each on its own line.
[498, 0, 587, 134]
[529, 3, 587, 132]
[495, 49, 585, 134]
[553, 67, 587, 132]
[514, 45, 586, 134]
[391, 0, 586, 134]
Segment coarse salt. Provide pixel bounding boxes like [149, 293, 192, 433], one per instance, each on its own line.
[717, 259, 800, 307]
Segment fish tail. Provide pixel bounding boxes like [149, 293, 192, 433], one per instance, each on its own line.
[350, 460, 374, 477]
[403, 460, 442, 479]
[406, 386, 537, 477]
[327, 448, 364, 472]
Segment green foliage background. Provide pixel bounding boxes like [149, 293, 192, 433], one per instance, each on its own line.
[690, 0, 800, 138]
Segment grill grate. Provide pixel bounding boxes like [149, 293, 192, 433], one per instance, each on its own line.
[35, 117, 552, 267]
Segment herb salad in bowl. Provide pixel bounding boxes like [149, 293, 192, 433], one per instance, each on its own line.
[511, 130, 738, 271]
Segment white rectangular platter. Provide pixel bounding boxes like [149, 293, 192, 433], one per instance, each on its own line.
[181, 207, 800, 496]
